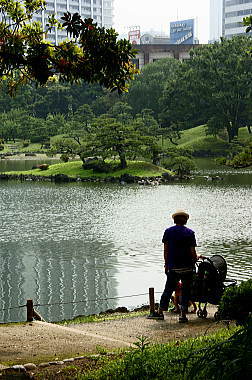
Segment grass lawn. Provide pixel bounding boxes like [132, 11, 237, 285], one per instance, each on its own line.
[162, 125, 252, 155]
[178, 125, 207, 146]
[4, 160, 171, 178]
[61, 325, 238, 380]
[79, 325, 243, 380]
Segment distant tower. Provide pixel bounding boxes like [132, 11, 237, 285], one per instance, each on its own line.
[224, 0, 252, 38]
[10, 0, 114, 44]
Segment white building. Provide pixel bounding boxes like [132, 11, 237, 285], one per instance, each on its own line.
[209, 0, 224, 42]
[32, 0, 114, 44]
[209, 0, 252, 41]
[224, 0, 252, 38]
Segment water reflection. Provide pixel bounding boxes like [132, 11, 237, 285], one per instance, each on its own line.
[0, 241, 118, 322]
[0, 182, 119, 322]
[0, 166, 251, 322]
[0, 158, 61, 173]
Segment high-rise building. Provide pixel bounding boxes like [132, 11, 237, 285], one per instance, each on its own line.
[32, 0, 114, 44]
[224, 0, 252, 38]
[209, 0, 224, 42]
[209, 0, 252, 41]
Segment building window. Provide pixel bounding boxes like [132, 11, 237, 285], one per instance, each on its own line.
[225, 21, 243, 29]
[226, 0, 252, 6]
[225, 8, 252, 18]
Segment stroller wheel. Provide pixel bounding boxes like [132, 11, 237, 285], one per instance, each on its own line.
[197, 310, 203, 318]
[202, 309, 208, 318]
[197, 309, 208, 319]
[214, 311, 220, 321]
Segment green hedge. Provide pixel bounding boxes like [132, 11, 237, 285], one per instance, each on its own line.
[218, 279, 252, 324]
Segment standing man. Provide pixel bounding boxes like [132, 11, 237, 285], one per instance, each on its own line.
[154, 210, 198, 323]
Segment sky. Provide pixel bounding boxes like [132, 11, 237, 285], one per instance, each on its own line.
[113, 0, 210, 43]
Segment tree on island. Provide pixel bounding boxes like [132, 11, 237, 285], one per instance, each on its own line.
[79, 116, 145, 169]
[0, 0, 137, 94]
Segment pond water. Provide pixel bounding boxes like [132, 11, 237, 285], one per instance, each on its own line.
[0, 159, 251, 323]
[0, 157, 60, 172]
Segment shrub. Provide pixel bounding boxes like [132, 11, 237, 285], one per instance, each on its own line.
[82, 159, 114, 173]
[162, 147, 193, 159]
[0, 144, 4, 151]
[227, 143, 252, 168]
[93, 161, 114, 173]
[30, 136, 42, 143]
[82, 157, 100, 170]
[218, 279, 252, 324]
[60, 153, 69, 162]
[163, 156, 196, 177]
[215, 157, 227, 165]
[37, 164, 49, 171]
[188, 320, 252, 380]
[22, 141, 30, 147]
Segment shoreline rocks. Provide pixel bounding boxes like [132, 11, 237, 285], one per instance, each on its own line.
[0, 172, 188, 185]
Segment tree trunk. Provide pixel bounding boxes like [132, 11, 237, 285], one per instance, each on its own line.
[152, 157, 160, 166]
[227, 122, 239, 143]
[119, 150, 127, 169]
[152, 153, 160, 166]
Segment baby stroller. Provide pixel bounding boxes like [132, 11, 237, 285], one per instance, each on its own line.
[191, 255, 236, 319]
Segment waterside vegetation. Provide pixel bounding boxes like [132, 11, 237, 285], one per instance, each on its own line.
[2, 160, 172, 180]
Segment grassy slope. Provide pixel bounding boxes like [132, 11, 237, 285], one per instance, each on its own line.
[177, 125, 207, 146]
[82, 325, 239, 379]
[172, 125, 252, 152]
[4, 160, 171, 178]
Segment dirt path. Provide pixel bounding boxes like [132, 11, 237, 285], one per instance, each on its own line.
[0, 306, 221, 368]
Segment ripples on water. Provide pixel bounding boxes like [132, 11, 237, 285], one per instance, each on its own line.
[0, 171, 251, 322]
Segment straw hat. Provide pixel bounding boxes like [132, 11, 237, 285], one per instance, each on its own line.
[172, 210, 189, 219]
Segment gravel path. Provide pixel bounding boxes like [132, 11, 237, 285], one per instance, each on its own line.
[0, 307, 220, 367]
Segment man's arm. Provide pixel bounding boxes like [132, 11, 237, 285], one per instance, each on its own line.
[164, 242, 169, 273]
[190, 246, 204, 262]
[190, 246, 197, 263]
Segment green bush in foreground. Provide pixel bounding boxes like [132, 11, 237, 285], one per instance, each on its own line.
[82, 325, 251, 380]
[188, 320, 252, 380]
[218, 279, 252, 324]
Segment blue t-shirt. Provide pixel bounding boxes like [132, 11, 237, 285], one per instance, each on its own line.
[162, 225, 197, 270]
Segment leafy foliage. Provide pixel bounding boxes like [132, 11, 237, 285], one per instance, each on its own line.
[85, 327, 250, 380]
[226, 142, 252, 168]
[160, 36, 252, 143]
[81, 116, 146, 168]
[243, 15, 252, 33]
[0, 1, 137, 93]
[163, 156, 196, 177]
[83, 159, 115, 173]
[126, 58, 180, 117]
[188, 321, 252, 380]
[218, 279, 252, 324]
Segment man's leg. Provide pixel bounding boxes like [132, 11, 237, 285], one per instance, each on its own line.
[159, 271, 178, 312]
[179, 271, 193, 322]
